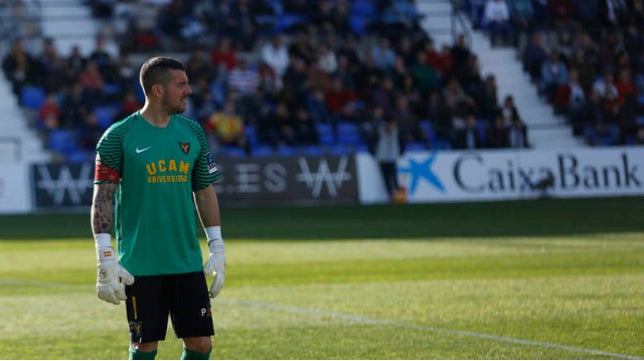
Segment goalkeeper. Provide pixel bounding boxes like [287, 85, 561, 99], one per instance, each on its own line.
[91, 56, 225, 360]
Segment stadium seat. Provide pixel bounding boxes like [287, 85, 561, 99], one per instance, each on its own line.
[48, 129, 78, 154]
[329, 144, 350, 155]
[93, 106, 116, 130]
[336, 121, 362, 146]
[222, 145, 247, 158]
[276, 144, 296, 156]
[244, 125, 259, 146]
[301, 145, 325, 156]
[406, 142, 427, 152]
[316, 123, 335, 146]
[419, 120, 435, 141]
[251, 144, 273, 157]
[20, 86, 46, 110]
[66, 150, 90, 163]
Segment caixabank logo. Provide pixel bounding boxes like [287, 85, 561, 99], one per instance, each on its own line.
[397, 148, 643, 202]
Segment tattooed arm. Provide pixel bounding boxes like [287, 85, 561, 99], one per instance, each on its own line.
[91, 183, 118, 235]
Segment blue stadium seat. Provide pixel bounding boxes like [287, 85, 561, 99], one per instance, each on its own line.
[405, 142, 427, 152]
[222, 145, 247, 158]
[66, 150, 90, 163]
[276, 144, 296, 156]
[316, 123, 335, 145]
[244, 125, 259, 146]
[251, 144, 273, 157]
[419, 120, 435, 141]
[93, 106, 116, 130]
[20, 86, 46, 110]
[336, 121, 362, 146]
[48, 129, 78, 154]
[301, 145, 325, 156]
[329, 144, 350, 155]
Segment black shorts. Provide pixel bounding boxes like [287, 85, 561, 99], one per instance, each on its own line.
[125, 271, 214, 343]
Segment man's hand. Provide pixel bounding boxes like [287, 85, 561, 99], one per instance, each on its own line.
[203, 238, 226, 298]
[95, 234, 134, 305]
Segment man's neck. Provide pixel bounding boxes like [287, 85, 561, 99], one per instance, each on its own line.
[140, 105, 171, 128]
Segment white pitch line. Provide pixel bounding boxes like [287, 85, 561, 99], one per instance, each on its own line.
[224, 299, 643, 360]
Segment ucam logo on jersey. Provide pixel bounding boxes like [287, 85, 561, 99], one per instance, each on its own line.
[357, 147, 644, 204]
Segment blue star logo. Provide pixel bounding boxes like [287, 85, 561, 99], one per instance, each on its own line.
[399, 152, 445, 194]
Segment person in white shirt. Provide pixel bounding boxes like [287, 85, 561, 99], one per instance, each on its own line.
[483, 0, 513, 46]
[261, 35, 290, 79]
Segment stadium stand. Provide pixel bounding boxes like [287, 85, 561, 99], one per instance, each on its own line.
[1, 0, 642, 163]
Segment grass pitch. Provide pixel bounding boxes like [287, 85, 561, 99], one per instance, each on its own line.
[0, 197, 642, 359]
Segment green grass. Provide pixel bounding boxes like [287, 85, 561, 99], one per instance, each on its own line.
[0, 198, 643, 359]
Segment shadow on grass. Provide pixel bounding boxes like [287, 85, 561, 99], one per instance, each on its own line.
[0, 197, 642, 241]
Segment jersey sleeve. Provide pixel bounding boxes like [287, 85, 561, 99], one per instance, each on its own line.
[94, 124, 124, 184]
[191, 121, 221, 191]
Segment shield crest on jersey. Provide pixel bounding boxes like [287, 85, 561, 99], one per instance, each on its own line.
[179, 142, 190, 154]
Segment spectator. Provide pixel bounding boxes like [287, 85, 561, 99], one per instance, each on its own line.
[185, 47, 216, 84]
[615, 68, 638, 106]
[370, 76, 396, 117]
[227, 58, 260, 97]
[373, 116, 406, 202]
[395, 94, 425, 144]
[507, 0, 534, 47]
[38, 93, 62, 131]
[288, 31, 315, 65]
[371, 37, 397, 71]
[2, 38, 36, 96]
[263, 101, 296, 147]
[35, 37, 66, 93]
[522, 32, 549, 83]
[508, 115, 530, 148]
[488, 115, 511, 148]
[453, 114, 485, 149]
[499, 95, 521, 126]
[78, 60, 105, 106]
[64, 45, 86, 80]
[211, 36, 237, 73]
[79, 112, 103, 151]
[443, 77, 477, 115]
[88, 36, 118, 83]
[325, 76, 359, 122]
[207, 100, 248, 152]
[469, 0, 487, 29]
[60, 82, 90, 129]
[450, 33, 474, 79]
[568, 47, 597, 94]
[293, 107, 319, 145]
[592, 70, 619, 99]
[483, 0, 513, 47]
[540, 50, 568, 102]
[261, 34, 290, 79]
[554, 68, 586, 115]
[410, 51, 439, 95]
[307, 88, 333, 125]
[317, 42, 338, 74]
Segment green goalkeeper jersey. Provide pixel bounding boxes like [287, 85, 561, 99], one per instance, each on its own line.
[95, 112, 220, 276]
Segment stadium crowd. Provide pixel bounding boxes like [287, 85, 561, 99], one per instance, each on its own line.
[463, 0, 643, 146]
[1, 0, 643, 162]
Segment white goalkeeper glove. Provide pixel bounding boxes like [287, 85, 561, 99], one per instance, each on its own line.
[95, 234, 134, 305]
[203, 226, 226, 298]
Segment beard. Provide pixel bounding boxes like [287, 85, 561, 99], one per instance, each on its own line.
[162, 95, 187, 114]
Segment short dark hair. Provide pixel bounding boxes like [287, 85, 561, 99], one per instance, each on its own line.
[139, 56, 185, 94]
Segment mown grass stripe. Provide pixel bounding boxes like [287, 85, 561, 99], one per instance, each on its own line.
[227, 299, 643, 360]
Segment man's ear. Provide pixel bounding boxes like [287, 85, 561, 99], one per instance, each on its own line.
[151, 83, 164, 97]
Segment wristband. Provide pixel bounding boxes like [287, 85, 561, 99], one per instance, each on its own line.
[94, 233, 112, 249]
[94, 233, 114, 260]
[205, 226, 222, 241]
